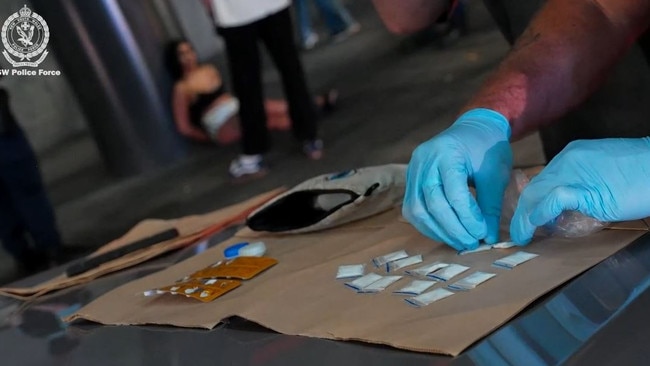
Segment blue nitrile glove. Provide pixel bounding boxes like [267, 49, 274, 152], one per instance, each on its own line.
[403, 108, 513, 251]
[511, 138, 650, 245]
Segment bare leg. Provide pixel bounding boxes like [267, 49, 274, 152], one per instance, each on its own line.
[216, 88, 340, 145]
[213, 104, 291, 145]
[215, 115, 242, 145]
[264, 99, 292, 131]
[264, 90, 338, 130]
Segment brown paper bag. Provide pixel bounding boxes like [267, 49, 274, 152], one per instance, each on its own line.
[0, 188, 285, 301]
[68, 207, 647, 356]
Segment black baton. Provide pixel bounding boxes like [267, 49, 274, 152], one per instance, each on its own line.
[65, 228, 180, 277]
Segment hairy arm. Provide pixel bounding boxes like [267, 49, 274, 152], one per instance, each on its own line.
[463, 0, 650, 139]
[172, 85, 210, 142]
[371, 0, 449, 34]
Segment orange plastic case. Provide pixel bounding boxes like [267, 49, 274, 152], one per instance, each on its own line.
[156, 279, 242, 302]
[189, 257, 279, 280]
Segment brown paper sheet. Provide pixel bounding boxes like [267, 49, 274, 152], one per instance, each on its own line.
[67, 208, 646, 356]
[0, 189, 285, 301]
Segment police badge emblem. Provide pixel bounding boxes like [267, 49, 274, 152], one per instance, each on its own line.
[1, 5, 50, 67]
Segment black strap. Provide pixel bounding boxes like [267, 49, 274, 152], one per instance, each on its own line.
[65, 228, 180, 277]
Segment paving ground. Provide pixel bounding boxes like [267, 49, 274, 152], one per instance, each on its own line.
[0, 1, 545, 284]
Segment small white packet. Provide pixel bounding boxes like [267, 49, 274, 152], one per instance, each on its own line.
[393, 280, 437, 295]
[458, 241, 517, 255]
[493, 251, 538, 269]
[448, 272, 496, 291]
[372, 250, 409, 267]
[359, 276, 403, 293]
[427, 264, 469, 281]
[405, 261, 449, 277]
[458, 245, 492, 256]
[345, 273, 383, 291]
[336, 264, 365, 279]
[492, 241, 516, 249]
[405, 288, 455, 307]
[387, 254, 423, 272]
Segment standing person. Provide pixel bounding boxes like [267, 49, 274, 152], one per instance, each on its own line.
[294, 0, 361, 50]
[205, 0, 324, 179]
[0, 83, 64, 272]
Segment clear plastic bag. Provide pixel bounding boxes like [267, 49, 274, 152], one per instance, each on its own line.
[500, 169, 608, 239]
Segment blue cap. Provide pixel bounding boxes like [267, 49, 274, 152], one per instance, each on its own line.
[224, 242, 249, 259]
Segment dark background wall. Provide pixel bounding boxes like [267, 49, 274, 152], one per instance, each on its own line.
[0, 0, 87, 154]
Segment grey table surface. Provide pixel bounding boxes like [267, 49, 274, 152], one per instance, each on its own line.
[3, 227, 650, 366]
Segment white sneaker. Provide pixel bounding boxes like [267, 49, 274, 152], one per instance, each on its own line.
[229, 154, 268, 179]
[302, 32, 319, 50]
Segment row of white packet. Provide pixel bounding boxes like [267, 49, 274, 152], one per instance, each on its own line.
[338, 249, 539, 307]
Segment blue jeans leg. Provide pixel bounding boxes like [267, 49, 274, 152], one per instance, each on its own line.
[0, 178, 30, 262]
[0, 129, 62, 256]
[313, 0, 354, 35]
[294, 0, 314, 43]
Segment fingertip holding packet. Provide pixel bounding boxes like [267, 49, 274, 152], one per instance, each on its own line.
[458, 241, 516, 255]
[493, 241, 516, 249]
[458, 245, 492, 256]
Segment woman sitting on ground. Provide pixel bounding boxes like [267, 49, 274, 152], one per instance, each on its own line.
[166, 40, 336, 145]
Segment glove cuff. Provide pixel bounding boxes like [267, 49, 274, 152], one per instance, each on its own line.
[457, 108, 512, 140]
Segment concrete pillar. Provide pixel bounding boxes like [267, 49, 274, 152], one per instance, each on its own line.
[30, 0, 188, 177]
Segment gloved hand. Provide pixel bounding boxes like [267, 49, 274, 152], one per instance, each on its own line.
[511, 138, 650, 244]
[403, 108, 513, 251]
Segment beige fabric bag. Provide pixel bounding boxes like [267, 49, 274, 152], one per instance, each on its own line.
[247, 164, 407, 233]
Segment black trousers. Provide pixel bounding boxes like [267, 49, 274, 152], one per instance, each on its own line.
[483, 0, 650, 161]
[219, 7, 319, 155]
[0, 120, 61, 263]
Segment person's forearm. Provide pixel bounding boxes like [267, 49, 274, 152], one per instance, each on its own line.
[173, 88, 209, 141]
[372, 0, 448, 34]
[179, 124, 210, 141]
[463, 0, 650, 139]
[187, 128, 210, 142]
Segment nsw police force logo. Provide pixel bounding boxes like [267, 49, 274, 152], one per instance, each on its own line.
[1, 5, 50, 68]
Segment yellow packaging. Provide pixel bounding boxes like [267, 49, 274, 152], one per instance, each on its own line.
[157, 279, 241, 303]
[190, 256, 278, 280]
